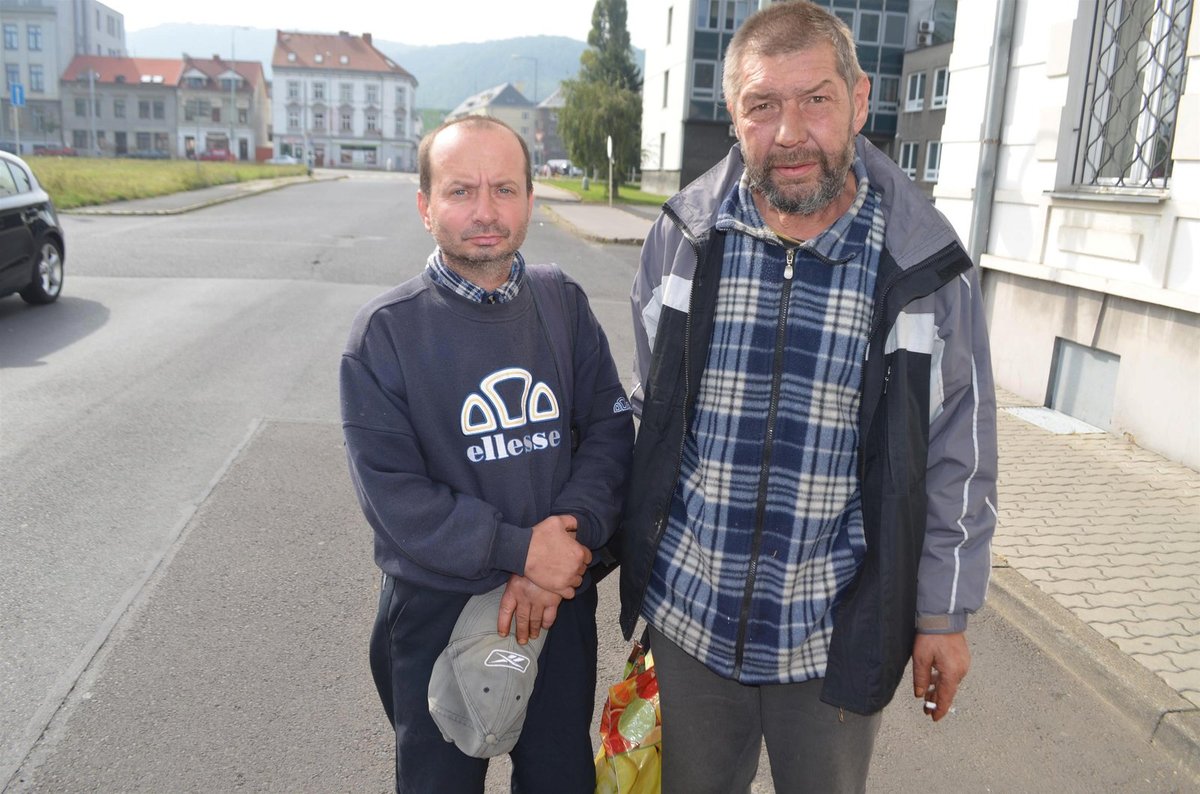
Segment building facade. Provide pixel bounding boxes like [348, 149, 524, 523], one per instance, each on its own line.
[272, 30, 419, 170]
[938, 0, 1199, 468]
[445, 82, 539, 165]
[894, 38, 951, 198]
[177, 55, 269, 160]
[0, 0, 125, 153]
[60, 55, 179, 157]
[640, 0, 920, 195]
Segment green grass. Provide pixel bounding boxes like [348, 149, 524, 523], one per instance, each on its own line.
[540, 177, 668, 207]
[25, 157, 309, 210]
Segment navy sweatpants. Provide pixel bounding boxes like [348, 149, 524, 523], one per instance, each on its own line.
[369, 574, 598, 794]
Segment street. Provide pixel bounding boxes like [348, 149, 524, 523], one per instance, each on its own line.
[0, 174, 1193, 792]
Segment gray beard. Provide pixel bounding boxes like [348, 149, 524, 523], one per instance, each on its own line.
[747, 143, 854, 216]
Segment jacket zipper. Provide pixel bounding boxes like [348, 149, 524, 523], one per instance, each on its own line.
[733, 246, 796, 677]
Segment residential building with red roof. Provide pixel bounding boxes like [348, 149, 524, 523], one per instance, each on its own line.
[60, 55, 182, 157]
[178, 54, 270, 160]
[271, 30, 418, 170]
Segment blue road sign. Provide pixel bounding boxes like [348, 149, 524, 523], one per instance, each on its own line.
[10, 84, 24, 106]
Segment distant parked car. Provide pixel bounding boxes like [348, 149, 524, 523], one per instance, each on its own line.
[32, 145, 78, 157]
[265, 154, 300, 165]
[198, 149, 235, 162]
[0, 151, 65, 305]
[128, 149, 171, 160]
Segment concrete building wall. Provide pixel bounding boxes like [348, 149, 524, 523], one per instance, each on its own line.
[938, 0, 1200, 468]
[639, 0, 694, 192]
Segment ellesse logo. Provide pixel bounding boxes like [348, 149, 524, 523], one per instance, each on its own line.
[484, 649, 533, 674]
[461, 368, 563, 463]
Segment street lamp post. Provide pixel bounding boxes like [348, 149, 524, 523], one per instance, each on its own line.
[229, 29, 236, 158]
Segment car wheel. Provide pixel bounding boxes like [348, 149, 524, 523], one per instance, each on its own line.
[19, 237, 64, 305]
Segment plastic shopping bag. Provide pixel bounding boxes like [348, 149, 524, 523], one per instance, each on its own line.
[594, 634, 661, 794]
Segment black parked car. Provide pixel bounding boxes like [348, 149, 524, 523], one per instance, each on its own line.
[0, 150, 64, 304]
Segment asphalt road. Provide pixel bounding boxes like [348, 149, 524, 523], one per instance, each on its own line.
[1, 174, 1193, 792]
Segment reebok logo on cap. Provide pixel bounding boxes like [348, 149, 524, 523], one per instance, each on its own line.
[485, 649, 532, 673]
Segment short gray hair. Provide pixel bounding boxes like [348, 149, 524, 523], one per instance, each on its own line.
[722, 1, 864, 109]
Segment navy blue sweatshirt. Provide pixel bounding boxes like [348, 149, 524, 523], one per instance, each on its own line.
[341, 268, 634, 594]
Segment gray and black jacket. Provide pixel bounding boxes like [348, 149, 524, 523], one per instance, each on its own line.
[619, 138, 998, 714]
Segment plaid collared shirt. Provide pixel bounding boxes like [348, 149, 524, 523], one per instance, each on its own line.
[425, 250, 525, 303]
[642, 156, 885, 684]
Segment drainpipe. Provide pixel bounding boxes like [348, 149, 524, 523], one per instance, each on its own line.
[967, 0, 1018, 266]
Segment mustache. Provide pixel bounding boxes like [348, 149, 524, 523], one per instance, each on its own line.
[461, 223, 510, 240]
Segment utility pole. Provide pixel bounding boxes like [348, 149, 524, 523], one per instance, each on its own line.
[229, 28, 237, 158]
[88, 68, 98, 156]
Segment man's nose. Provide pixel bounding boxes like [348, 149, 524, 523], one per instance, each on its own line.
[472, 191, 498, 222]
[776, 102, 809, 147]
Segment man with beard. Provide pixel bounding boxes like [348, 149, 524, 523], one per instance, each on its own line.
[619, 3, 997, 792]
[341, 116, 633, 793]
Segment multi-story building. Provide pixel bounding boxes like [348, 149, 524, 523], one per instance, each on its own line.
[640, 0, 922, 195]
[536, 86, 568, 166]
[446, 83, 539, 165]
[0, 0, 126, 153]
[893, 0, 956, 199]
[177, 54, 269, 160]
[60, 55, 179, 156]
[938, 0, 1198, 468]
[271, 30, 418, 170]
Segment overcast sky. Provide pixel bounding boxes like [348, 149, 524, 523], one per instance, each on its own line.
[116, 0, 656, 49]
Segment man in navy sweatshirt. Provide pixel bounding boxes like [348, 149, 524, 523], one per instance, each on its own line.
[340, 116, 633, 793]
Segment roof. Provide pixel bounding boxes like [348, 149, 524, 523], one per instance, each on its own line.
[272, 31, 416, 85]
[180, 55, 267, 90]
[538, 85, 565, 109]
[448, 83, 532, 117]
[62, 55, 184, 86]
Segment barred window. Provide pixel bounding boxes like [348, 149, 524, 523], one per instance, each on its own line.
[1075, 0, 1193, 188]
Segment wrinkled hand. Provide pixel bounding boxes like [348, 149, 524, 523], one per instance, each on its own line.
[912, 632, 970, 722]
[498, 574, 563, 645]
[524, 514, 590, 599]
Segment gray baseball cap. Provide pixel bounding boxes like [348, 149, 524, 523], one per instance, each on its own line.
[428, 585, 547, 758]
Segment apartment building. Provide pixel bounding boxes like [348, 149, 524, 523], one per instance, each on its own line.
[938, 0, 1198, 468]
[272, 30, 418, 170]
[0, 0, 125, 152]
[445, 82, 538, 164]
[177, 54, 269, 160]
[60, 55, 178, 156]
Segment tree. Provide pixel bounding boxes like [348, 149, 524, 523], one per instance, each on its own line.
[559, 0, 642, 198]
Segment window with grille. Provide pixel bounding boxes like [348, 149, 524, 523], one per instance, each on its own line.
[1075, 0, 1193, 188]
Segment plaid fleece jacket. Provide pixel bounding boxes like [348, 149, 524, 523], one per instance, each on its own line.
[641, 157, 885, 683]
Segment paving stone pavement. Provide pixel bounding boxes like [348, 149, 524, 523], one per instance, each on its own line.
[993, 390, 1200, 709]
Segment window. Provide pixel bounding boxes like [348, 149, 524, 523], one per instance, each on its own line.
[6, 160, 30, 192]
[153, 100, 164, 120]
[932, 68, 949, 108]
[313, 81, 325, 101]
[1075, 0, 1192, 188]
[874, 75, 899, 113]
[5, 63, 18, 88]
[3, 25, 16, 50]
[924, 141, 942, 181]
[186, 76, 205, 88]
[75, 97, 87, 117]
[0, 161, 18, 197]
[883, 13, 908, 46]
[139, 100, 150, 119]
[287, 111, 300, 131]
[341, 110, 353, 131]
[858, 11, 881, 44]
[366, 85, 378, 105]
[340, 83, 353, 103]
[693, 60, 717, 100]
[366, 111, 378, 132]
[73, 130, 89, 149]
[211, 107, 220, 123]
[28, 64, 43, 92]
[314, 110, 325, 130]
[287, 80, 299, 100]
[136, 131, 151, 150]
[114, 99, 125, 118]
[667, 6, 673, 44]
[185, 100, 211, 121]
[905, 72, 926, 111]
[107, 15, 116, 35]
[899, 142, 918, 178]
[663, 69, 670, 108]
[238, 108, 247, 124]
[27, 24, 42, 51]
[154, 132, 170, 152]
[395, 85, 407, 107]
[659, 132, 666, 169]
[696, 0, 749, 31]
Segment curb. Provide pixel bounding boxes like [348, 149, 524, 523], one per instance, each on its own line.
[987, 562, 1200, 779]
[61, 174, 346, 217]
[539, 203, 647, 246]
